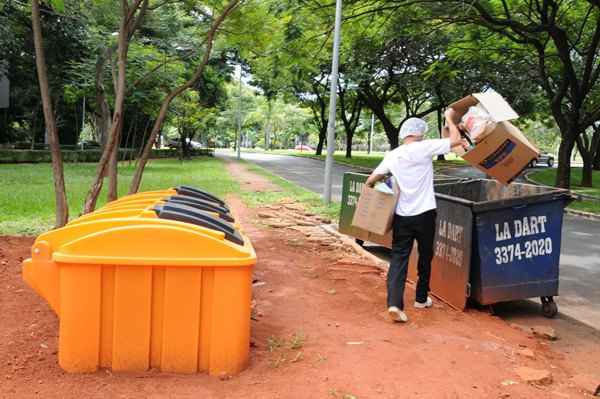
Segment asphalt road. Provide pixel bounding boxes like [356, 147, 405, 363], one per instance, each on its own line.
[220, 150, 600, 330]
[218, 150, 359, 202]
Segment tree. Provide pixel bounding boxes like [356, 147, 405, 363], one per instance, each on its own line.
[337, 77, 362, 158]
[2, 0, 91, 146]
[83, 0, 150, 211]
[300, 74, 329, 155]
[129, 0, 241, 193]
[242, 0, 333, 155]
[418, 0, 600, 188]
[31, 0, 69, 227]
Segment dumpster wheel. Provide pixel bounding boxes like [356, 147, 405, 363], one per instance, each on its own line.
[541, 296, 558, 318]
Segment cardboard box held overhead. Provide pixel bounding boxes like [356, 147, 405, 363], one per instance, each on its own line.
[352, 180, 399, 236]
[446, 91, 539, 185]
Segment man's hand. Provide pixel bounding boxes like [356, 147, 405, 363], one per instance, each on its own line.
[444, 107, 466, 149]
[366, 173, 386, 188]
[444, 108, 458, 125]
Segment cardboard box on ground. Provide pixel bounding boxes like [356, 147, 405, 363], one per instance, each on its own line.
[445, 91, 539, 185]
[352, 178, 399, 237]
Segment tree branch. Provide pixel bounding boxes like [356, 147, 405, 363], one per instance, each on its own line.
[581, 14, 600, 96]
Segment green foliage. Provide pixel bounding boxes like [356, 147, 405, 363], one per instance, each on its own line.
[47, 0, 65, 13]
[6, 0, 598, 173]
[1, 0, 92, 145]
[212, 78, 312, 149]
[0, 157, 236, 235]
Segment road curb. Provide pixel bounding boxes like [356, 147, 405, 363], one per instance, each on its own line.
[564, 208, 600, 221]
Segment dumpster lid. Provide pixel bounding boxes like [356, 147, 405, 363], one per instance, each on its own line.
[50, 220, 255, 267]
[167, 196, 234, 223]
[174, 185, 227, 208]
[434, 179, 573, 213]
[170, 194, 230, 214]
[154, 203, 244, 246]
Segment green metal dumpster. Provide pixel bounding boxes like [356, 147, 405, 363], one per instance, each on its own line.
[339, 172, 463, 248]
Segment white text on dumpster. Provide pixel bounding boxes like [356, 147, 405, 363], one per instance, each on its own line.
[348, 181, 365, 206]
[493, 216, 552, 265]
[435, 220, 464, 267]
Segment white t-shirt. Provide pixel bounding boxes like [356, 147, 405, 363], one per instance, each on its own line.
[373, 138, 451, 216]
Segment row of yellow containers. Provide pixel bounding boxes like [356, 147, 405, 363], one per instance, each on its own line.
[23, 186, 256, 375]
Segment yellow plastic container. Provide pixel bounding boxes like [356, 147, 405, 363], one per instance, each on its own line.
[23, 214, 256, 375]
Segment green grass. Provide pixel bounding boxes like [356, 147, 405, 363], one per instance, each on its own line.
[568, 200, 600, 214]
[528, 167, 600, 214]
[0, 157, 340, 235]
[528, 168, 600, 197]
[0, 158, 240, 235]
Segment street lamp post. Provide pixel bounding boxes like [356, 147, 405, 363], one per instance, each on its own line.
[323, 0, 342, 204]
[368, 113, 374, 154]
[236, 64, 242, 160]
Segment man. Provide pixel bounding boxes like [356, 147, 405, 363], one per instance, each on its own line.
[365, 111, 464, 322]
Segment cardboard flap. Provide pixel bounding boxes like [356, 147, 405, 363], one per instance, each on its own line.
[473, 92, 519, 122]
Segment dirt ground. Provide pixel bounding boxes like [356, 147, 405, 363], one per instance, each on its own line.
[1, 163, 599, 398]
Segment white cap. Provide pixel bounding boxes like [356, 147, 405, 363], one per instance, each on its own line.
[399, 117, 428, 139]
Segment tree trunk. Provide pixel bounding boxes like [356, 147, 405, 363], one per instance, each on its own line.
[129, 0, 240, 194]
[387, 126, 399, 149]
[31, 0, 69, 227]
[375, 110, 398, 149]
[82, 6, 131, 213]
[359, 89, 398, 149]
[106, 127, 121, 201]
[95, 47, 115, 149]
[436, 107, 445, 161]
[594, 141, 600, 171]
[580, 154, 593, 187]
[265, 100, 271, 150]
[345, 131, 353, 158]
[577, 136, 595, 188]
[555, 136, 575, 189]
[30, 107, 38, 150]
[316, 127, 326, 155]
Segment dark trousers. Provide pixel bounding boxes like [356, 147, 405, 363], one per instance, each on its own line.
[387, 209, 436, 310]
